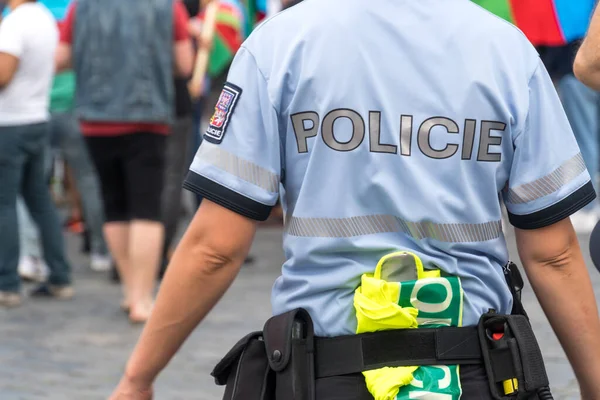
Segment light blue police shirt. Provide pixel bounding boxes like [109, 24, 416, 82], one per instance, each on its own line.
[184, 0, 596, 337]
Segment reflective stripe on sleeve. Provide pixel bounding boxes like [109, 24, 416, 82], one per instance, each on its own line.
[505, 153, 586, 204]
[196, 145, 280, 193]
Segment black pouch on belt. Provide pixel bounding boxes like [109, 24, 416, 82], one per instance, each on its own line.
[263, 308, 316, 400]
[211, 331, 274, 400]
[478, 311, 550, 400]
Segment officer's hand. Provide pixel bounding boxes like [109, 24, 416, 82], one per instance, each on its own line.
[108, 376, 153, 400]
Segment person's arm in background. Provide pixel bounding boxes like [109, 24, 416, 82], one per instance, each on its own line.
[516, 220, 600, 398]
[0, 13, 22, 88]
[54, 3, 75, 73]
[574, 3, 600, 89]
[55, 43, 72, 73]
[173, 0, 194, 78]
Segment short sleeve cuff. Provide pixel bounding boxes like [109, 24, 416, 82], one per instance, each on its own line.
[183, 171, 273, 221]
[508, 181, 596, 229]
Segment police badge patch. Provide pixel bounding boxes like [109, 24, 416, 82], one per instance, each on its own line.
[204, 83, 242, 144]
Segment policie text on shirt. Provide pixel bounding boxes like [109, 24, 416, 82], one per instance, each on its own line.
[292, 109, 506, 162]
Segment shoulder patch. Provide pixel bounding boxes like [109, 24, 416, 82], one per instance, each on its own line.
[204, 82, 242, 144]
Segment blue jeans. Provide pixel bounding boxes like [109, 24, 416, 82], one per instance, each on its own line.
[0, 123, 72, 292]
[17, 145, 52, 260]
[558, 74, 600, 211]
[18, 198, 42, 260]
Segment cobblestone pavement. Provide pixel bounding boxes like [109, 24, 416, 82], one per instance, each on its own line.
[1, 225, 598, 399]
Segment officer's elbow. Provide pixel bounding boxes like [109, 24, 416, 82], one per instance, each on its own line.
[532, 241, 576, 270]
[185, 226, 252, 275]
[574, 51, 600, 91]
[516, 218, 580, 272]
[189, 242, 241, 275]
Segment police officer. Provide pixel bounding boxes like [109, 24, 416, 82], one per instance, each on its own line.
[110, 0, 600, 399]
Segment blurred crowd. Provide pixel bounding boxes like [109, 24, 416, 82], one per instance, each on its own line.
[0, 0, 598, 320]
[0, 0, 294, 320]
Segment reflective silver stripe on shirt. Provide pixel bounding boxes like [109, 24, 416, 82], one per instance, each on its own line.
[505, 153, 586, 204]
[196, 145, 279, 193]
[285, 215, 502, 242]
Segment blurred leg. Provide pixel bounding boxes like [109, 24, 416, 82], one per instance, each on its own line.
[17, 197, 42, 260]
[0, 125, 26, 294]
[54, 113, 108, 257]
[62, 164, 84, 234]
[190, 97, 205, 208]
[16, 198, 48, 282]
[125, 132, 166, 321]
[20, 123, 72, 288]
[104, 222, 131, 305]
[86, 136, 131, 304]
[162, 116, 193, 260]
[128, 220, 163, 320]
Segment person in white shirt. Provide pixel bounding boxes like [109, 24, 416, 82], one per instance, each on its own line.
[0, 0, 73, 307]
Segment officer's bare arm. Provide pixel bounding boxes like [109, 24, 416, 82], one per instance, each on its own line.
[516, 218, 600, 398]
[122, 200, 257, 389]
[574, 4, 600, 90]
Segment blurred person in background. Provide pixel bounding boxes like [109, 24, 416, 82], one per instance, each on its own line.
[541, 42, 600, 233]
[56, 0, 194, 322]
[47, 70, 111, 272]
[160, 0, 201, 277]
[186, 0, 220, 210]
[0, 0, 74, 307]
[576, 6, 600, 91]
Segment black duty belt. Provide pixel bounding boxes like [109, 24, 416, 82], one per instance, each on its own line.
[314, 326, 482, 378]
[213, 264, 553, 400]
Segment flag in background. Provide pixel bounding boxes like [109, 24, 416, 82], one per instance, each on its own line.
[472, 0, 595, 46]
[241, 0, 267, 35]
[205, 0, 246, 78]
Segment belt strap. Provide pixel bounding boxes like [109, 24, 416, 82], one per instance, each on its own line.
[314, 326, 482, 378]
